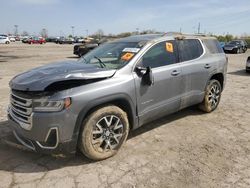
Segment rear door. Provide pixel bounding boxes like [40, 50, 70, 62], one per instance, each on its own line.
[176, 39, 210, 108]
[133, 40, 183, 125]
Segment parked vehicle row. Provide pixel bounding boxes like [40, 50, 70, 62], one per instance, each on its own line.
[7, 33, 227, 160]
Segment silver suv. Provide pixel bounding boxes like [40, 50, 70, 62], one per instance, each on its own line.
[8, 33, 227, 160]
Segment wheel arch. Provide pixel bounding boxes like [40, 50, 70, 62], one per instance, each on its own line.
[209, 72, 224, 90]
[72, 94, 138, 144]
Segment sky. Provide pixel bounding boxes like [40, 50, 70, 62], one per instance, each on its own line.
[1, 0, 250, 37]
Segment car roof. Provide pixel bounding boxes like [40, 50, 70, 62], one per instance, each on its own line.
[114, 34, 164, 43]
[112, 33, 216, 44]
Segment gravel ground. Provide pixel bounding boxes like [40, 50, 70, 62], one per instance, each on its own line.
[0, 42, 250, 188]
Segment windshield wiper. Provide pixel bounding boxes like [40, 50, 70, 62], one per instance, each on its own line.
[94, 56, 106, 68]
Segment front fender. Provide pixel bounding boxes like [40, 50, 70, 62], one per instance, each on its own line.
[72, 93, 138, 143]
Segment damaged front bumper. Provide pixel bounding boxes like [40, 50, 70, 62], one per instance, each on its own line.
[7, 92, 79, 155]
[7, 116, 77, 155]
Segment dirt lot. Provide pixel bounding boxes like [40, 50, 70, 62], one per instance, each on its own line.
[0, 42, 250, 188]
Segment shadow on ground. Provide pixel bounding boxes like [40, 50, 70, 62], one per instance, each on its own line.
[0, 55, 35, 63]
[227, 69, 249, 76]
[67, 56, 79, 59]
[0, 106, 203, 173]
[0, 55, 20, 62]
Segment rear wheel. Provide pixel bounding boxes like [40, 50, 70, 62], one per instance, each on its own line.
[78, 105, 129, 160]
[199, 79, 222, 113]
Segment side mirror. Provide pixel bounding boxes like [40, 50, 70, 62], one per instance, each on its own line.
[135, 66, 154, 86]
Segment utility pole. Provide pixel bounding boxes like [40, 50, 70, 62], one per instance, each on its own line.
[198, 22, 201, 34]
[14, 25, 18, 36]
[71, 26, 75, 37]
[86, 29, 88, 37]
[136, 28, 139, 35]
[179, 27, 182, 33]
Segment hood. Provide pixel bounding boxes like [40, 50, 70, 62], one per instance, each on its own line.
[10, 61, 116, 91]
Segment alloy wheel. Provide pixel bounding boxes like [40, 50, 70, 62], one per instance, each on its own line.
[92, 115, 124, 152]
[208, 83, 220, 109]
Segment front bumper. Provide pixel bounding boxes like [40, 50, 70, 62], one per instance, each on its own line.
[224, 48, 237, 53]
[5, 129, 77, 155]
[7, 108, 78, 155]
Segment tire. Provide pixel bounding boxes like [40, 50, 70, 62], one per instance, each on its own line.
[236, 48, 240, 54]
[5, 41, 10, 44]
[199, 79, 222, 113]
[78, 105, 129, 160]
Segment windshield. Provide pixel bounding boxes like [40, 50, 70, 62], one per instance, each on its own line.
[78, 42, 142, 69]
[228, 41, 240, 45]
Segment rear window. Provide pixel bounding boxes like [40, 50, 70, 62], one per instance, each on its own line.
[203, 39, 224, 54]
[177, 39, 203, 62]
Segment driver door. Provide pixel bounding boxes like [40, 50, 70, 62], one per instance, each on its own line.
[133, 40, 183, 125]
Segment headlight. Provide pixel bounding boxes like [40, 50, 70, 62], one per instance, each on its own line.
[33, 98, 71, 112]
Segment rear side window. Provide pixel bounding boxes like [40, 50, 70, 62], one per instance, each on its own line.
[203, 39, 224, 54]
[141, 40, 177, 68]
[177, 39, 203, 62]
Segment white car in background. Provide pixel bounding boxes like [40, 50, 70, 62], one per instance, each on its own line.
[9, 36, 16, 42]
[0, 36, 10, 44]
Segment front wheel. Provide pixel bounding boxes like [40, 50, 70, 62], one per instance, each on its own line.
[78, 105, 129, 160]
[199, 79, 222, 113]
[236, 48, 240, 54]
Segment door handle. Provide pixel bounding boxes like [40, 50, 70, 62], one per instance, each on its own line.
[204, 64, 211, 69]
[171, 70, 180, 76]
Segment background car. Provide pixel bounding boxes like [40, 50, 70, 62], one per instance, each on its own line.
[57, 37, 74, 44]
[46, 37, 58, 43]
[9, 36, 16, 42]
[246, 56, 250, 73]
[0, 36, 10, 44]
[73, 43, 98, 57]
[73, 37, 108, 57]
[223, 40, 248, 54]
[15, 36, 20, 41]
[22, 37, 31, 43]
[27, 37, 46, 44]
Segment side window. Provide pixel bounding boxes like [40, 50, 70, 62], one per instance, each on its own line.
[141, 40, 177, 68]
[178, 39, 203, 62]
[203, 39, 224, 54]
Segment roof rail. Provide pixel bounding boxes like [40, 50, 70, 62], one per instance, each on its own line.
[164, 32, 207, 37]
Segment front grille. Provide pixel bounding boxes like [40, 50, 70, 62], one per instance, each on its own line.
[9, 92, 33, 130]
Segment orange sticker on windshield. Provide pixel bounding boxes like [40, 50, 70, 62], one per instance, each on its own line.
[121, 53, 134, 61]
[166, 42, 174, 53]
